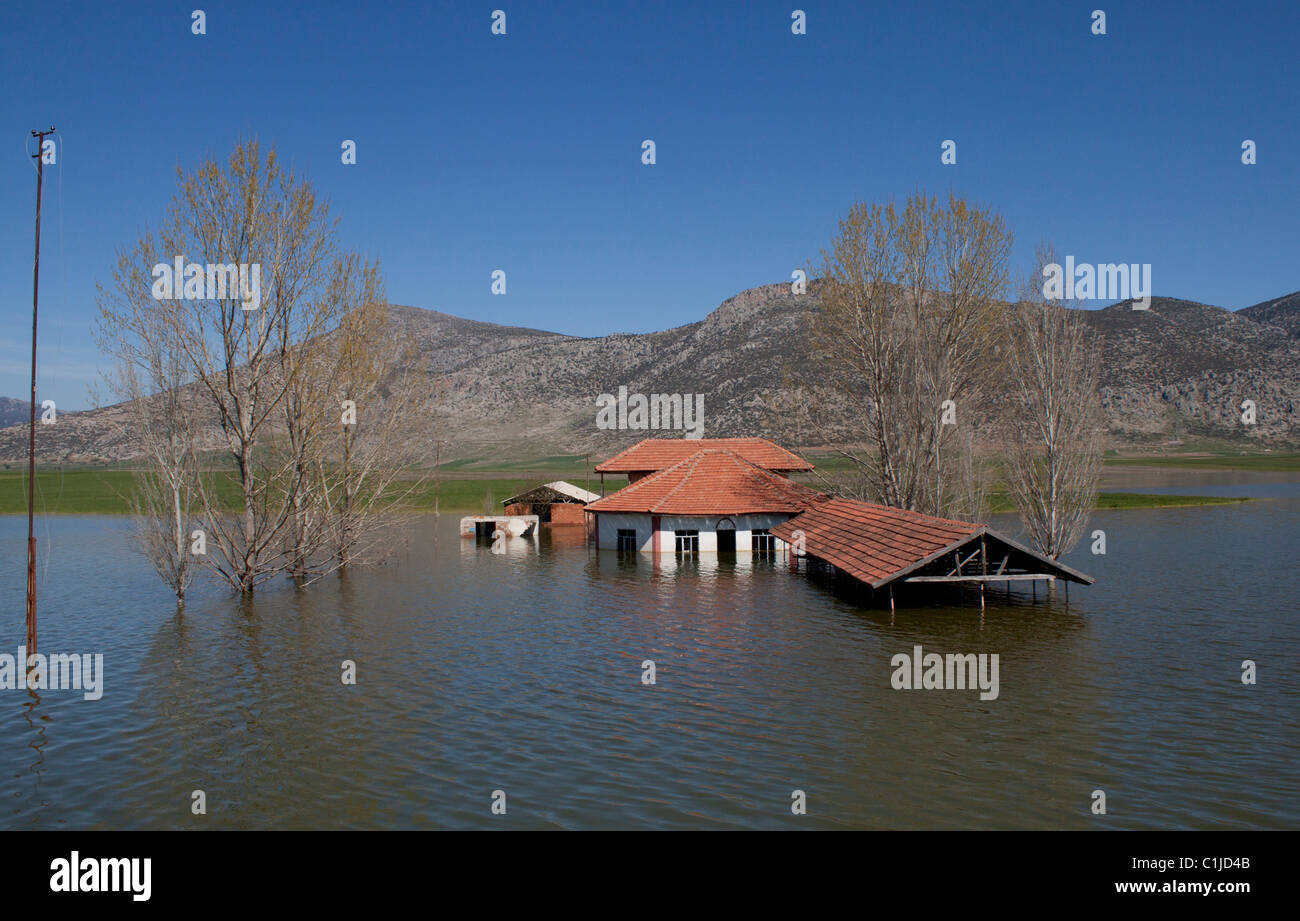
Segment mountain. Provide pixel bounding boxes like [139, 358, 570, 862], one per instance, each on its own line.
[1239, 291, 1300, 339]
[1, 284, 1296, 465]
[396, 286, 1300, 453]
[0, 398, 31, 428]
[0, 398, 82, 431]
[1079, 295, 1298, 442]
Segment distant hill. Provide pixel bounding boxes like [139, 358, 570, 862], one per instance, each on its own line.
[1079, 295, 1298, 442]
[1239, 290, 1300, 339]
[0, 398, 30, 428]
[1, 284, 1296, 465]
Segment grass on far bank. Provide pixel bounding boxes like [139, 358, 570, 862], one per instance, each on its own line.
[0, 468, 1255, 516]
[0, 469, 545, 516]
[1024, 492, 1247, 511]
[1103, 453, 1300, 472]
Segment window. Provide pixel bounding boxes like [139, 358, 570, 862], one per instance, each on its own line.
[674, 530, 699, 554]
[752, 528, 775, 554]
[616, 528, 637, 552]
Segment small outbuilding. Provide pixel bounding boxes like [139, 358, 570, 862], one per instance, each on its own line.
[459, 514, 539, 540]
[502, 480, 600, 525]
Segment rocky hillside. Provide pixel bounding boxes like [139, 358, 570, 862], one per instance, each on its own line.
[2, 283, 1296, 465]
[0, 397, 30, 428]
[1239, 291, 1300, 339]
[1081, 296, 1299, 443]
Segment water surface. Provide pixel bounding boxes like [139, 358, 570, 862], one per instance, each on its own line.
[2, 474, 1296, 829]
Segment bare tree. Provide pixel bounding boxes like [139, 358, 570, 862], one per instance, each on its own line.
[311, 262, 439, 570]
[125, 395, 201, 606]
[147, 140, 343, 592]
[1003, 243, 1103, 559]
[98, 139, 436, 594]
[96, 241, 204, 606]
[805, 193, 1012, 517]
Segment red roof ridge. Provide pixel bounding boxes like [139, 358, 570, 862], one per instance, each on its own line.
[594, 437, 813, 473]
[587, 446, 824, 515]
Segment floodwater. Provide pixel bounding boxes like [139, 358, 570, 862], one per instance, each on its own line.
[1, 471, 1297, 829]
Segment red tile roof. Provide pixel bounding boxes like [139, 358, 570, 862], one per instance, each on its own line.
[770, 498, 982, 588]
[595, 438, 813, 474]
[586, 449, 826, 515]
[771, 497, 1094, 587]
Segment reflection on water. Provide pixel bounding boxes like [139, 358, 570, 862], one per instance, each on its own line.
[1, 474, 1297, 829]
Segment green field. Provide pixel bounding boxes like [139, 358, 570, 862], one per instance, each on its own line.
[1103, 453, 1300, 472]
[980, 491, 1245, 513]
[1075, 492, 1247, 510]
[0, 469, 554, 516]
[0, 469, 246, 515]
[0, 467, 1255, 516]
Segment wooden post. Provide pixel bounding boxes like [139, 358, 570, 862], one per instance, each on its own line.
[26, 127, 54, 666]
[889, 584, 895, 612]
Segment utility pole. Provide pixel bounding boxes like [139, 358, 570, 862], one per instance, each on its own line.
[27, 126, 54, 664]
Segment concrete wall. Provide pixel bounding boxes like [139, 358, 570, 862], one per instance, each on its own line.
[458, 514, 539, 538]
[594, 512, 794, 553]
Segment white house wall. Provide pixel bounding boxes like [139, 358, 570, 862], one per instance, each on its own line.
[594, 512, 795, 553]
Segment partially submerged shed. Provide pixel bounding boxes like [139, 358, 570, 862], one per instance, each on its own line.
[770, 497, 1093, 607]
[503, 480, 600, 525]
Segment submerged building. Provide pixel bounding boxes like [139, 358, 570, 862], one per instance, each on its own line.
[585, 446, 823, 552]
[502, 480, 600, 525]
[771, 497, 1093, 607]
[586, 437, 1094, 601]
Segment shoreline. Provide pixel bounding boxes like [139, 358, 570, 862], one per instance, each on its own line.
[0, 475, 1260, 517]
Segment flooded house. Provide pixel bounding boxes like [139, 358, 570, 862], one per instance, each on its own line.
[585, 444, 823, 553]
[586, 437, 1093, 603]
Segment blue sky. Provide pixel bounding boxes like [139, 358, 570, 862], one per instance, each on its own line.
[2, 0, 1297, 409]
